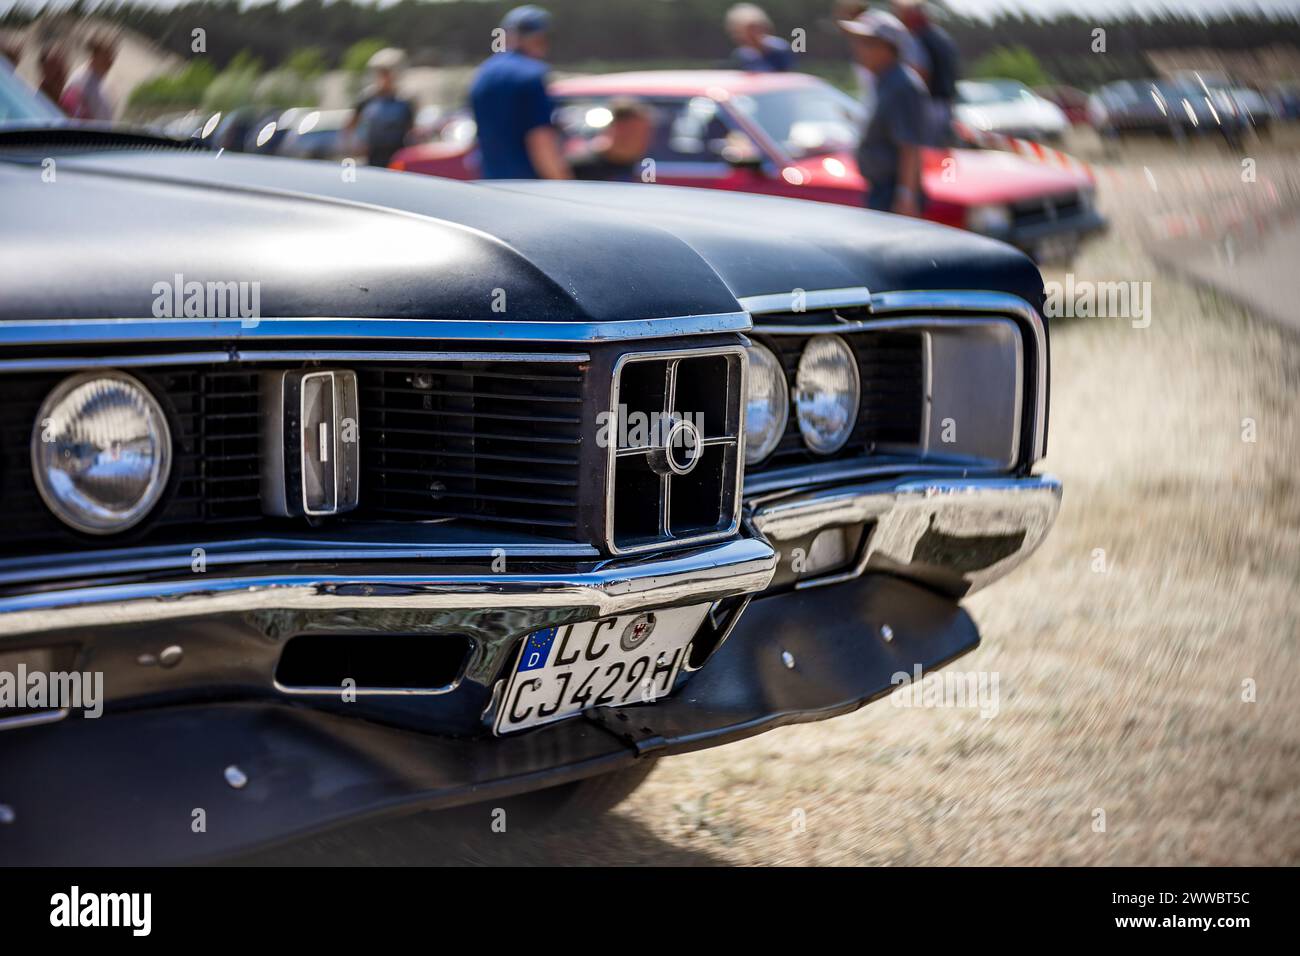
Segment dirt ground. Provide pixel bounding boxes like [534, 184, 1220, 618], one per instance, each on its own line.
[247, 130, 1300, 866]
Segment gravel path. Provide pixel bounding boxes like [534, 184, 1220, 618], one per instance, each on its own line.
[244, 133, 1300, 866]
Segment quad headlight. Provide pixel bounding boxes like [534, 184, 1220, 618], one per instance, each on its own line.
[794, 335, 860, 454]
[744, 341, 789, 465]
[31, 371, 172, 534]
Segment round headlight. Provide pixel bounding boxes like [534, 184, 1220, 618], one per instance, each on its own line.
[794, 335, 860, 454]
[31, 371, 172, 534]
[744, 342, 789, 465]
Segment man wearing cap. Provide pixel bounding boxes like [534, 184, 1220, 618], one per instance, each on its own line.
[839, 10, 927, 216]
[469, 5, 571, 179]
[348, 48, 415, 167]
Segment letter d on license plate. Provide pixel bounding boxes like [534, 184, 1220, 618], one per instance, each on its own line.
[494, 604, 710, 734]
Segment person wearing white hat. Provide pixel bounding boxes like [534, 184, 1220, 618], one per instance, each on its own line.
[839, 9, 927, 217]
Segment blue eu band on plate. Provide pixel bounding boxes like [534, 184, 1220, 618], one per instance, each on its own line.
[495, 605, 709, 734]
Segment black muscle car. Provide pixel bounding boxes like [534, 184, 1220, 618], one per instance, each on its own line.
[0, 72, 1060, 864]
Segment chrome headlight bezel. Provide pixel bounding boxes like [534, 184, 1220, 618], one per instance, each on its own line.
[794, 334, 860, 455]
[30, 370, 173, 535]
[744, 341, 790, 465]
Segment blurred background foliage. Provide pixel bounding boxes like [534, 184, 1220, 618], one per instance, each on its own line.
[11, 0, 1300, 109]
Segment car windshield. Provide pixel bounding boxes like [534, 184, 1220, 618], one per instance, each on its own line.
[728, 85, 863, 159]
[0, 63, 66, 126]
[957, 80, 1036, 105]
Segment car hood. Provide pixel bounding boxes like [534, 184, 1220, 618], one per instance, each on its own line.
[0, 148, 1043, 322]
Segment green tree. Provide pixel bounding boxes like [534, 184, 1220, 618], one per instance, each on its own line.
[969, 46, 1053, 88]
[128, 60, 217, 111]
[341, 37, 387, 73]
[200, 50, 262, 112]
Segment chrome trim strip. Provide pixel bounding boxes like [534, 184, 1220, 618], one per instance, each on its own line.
[0, 539, 603, 588]
[0, 537, 777, 639]
[0, 350, 592, 373]
[739, 287, 872, 316]
[0, 708, 69, 732]
[272, 679, 461, 699]
[745, 459, 1005, 500]
[751, 474, 1061, 597]
[0, 312, 752, 347]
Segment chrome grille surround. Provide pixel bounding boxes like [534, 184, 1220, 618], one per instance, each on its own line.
[605, 346, 747, 555]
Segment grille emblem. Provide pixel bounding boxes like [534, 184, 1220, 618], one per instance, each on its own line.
[648, 417, 703, 477]
[261, 369, 360, 517]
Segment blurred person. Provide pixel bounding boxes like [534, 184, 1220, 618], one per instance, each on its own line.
[60, 34, 117, 122]
[894, 0, 959, 144]
[569, 98, 652, 182]
[38, 44, 69, 109]
[834, 0, 929, 122]
[725, 4, 794, 73]
[469, 5, 570, 180]
[347, 48, 415, 167]
[839, 9, 926, 216]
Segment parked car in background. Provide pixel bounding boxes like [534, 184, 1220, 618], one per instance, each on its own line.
[276, 108, 354, 160]
[1033, 84, 1090, 126]
[392, 70, 1105, 265]
[1268, 82, 1300, 120]
[1225, 86, 1276, 136]
[1088, 78, 1247, 144]
[955, 79, 1069, 142]
[0, 63, 1059, 864]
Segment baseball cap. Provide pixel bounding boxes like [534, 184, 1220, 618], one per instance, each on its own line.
[367, 47, 406, 71]
[838, 9, 910, 50]
[501, 5, 553, 35]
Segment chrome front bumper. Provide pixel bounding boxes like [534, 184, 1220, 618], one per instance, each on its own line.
[751, 474, 1061, 598]
[0, 475, 1059, 640]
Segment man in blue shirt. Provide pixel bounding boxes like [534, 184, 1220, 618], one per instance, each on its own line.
[840, 9, 927, 216]
[725, 4, 794, 73]
[470, 5, 571, 180]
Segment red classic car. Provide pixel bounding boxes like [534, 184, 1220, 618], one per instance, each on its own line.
[391, 70, 1106, 264]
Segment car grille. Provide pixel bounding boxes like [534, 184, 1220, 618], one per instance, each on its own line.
[357, 362, 582, 533]
[749, 328, 925, 471]
[1010, 192, 1084, 228]
[0, 358, 586, 556]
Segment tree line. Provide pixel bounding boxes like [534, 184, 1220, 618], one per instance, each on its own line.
[5, 0, 1298, 90]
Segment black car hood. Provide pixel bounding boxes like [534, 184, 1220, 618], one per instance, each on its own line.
[0, 149, 1043, 322]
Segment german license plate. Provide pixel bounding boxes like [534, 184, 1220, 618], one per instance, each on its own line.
[494, 605, 709, 735]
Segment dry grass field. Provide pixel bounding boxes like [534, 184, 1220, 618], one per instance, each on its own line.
[247, 132, 1300, 866]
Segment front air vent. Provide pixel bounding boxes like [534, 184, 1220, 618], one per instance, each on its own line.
[606, 347, 745, 554]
